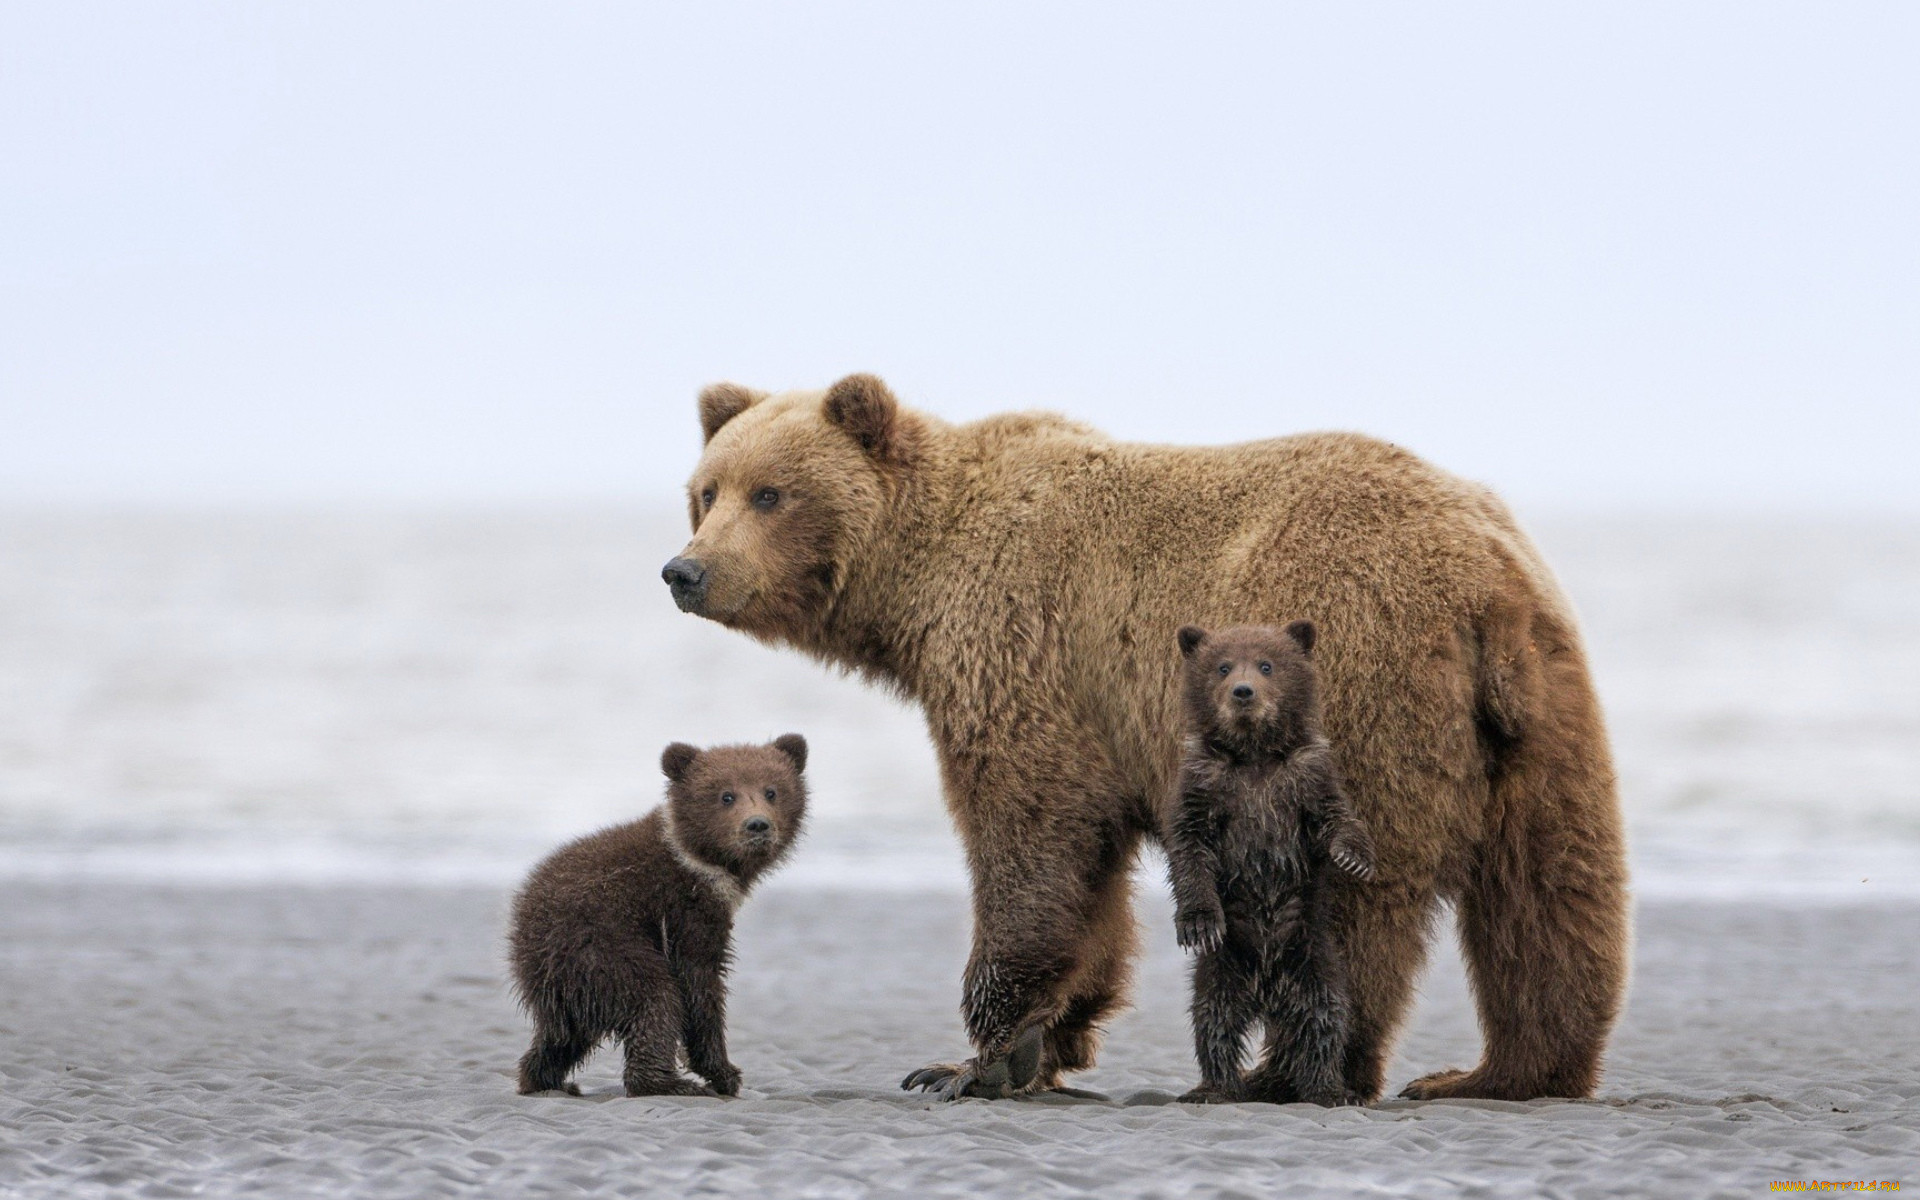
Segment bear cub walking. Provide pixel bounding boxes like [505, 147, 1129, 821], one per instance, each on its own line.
[510, 735, 808, 1097]
[1164, 623, 1374, 1105]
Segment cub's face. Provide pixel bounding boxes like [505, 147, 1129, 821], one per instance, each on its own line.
[660, 735, 809, 872]
[1178, 622, 1318, 740]
[663, 376, 913, 641]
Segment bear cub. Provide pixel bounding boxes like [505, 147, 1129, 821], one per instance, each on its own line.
[1163, 622, 1374, 1105]
[509, 735, 808, 1097]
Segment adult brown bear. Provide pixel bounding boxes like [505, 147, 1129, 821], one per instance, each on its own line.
[662, 373, 1629, 1102]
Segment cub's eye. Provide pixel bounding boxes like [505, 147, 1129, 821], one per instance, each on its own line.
[1218, 663, 1231, 676]
[1259, 662, 1272, 675]
[720, 792, 735, 806]
[751, 487, 780, 510]
[700, 488, 715, 508]
[763, 787, 777, 802]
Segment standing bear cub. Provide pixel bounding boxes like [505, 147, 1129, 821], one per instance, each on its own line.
[1164, 623, 1374, 1105]
[509, 735, 808, 1097]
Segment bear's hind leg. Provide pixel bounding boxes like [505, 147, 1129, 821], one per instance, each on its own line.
[1245, 924, 1358, 1106]
[1400, 856, 1627, 1100]
[517, 1022, 595, 1095]
[1400, 688, 1629, 1101]
[1180, 943, 1257, 1103]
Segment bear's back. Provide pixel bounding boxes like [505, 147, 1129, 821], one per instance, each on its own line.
[945, 420, 1533, 585]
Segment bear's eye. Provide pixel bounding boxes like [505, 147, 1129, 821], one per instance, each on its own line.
[700, 488, 715, 508]
[764, 787, 777, 802]
[720, 792, 735, 806]
[751, 487, 780, 510]
[1218, 663, 1231, 676]
[1259, 661, 1272, 675]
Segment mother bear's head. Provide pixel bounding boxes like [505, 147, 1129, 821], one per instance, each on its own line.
[662, 373, 923, 641]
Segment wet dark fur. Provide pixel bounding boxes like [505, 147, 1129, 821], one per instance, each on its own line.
[508, 736, 808, 1097]
[1163, 623, 1375, 1105]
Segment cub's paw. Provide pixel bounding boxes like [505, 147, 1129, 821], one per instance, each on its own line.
[1298, 1084, 1368, 1107]
[1174, 904, 1226, 953]
[1328, 833, 1375, 881]
[1175, 1083, 1241, 1105]
[517, 1081, 583, 1097]
[625, 1077, 718, 1098]
[702, 1063, 743, 1097]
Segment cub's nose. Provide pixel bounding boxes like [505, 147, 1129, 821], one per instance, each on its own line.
[742, 816, 773, 836]
[1231, 683, 1255, 702]
[661, 556, 708, 612]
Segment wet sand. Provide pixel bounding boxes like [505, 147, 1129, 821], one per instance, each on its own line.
[1, 883, 1914, 1199]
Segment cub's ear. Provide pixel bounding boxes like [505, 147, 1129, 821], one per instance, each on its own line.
[772, 733, 808, 774]
[1177, 626, 1208, 658]
[1283, 619, 1317, 655]
[698, 383, 762, 444]
[823, 373, 907, 462]
[661, 742, 701, 782]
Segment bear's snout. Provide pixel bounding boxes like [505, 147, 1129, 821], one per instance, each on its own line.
[1231, 683, 1255, 702]
[662, 556, 709, 612]
[742, 816, 772, 837]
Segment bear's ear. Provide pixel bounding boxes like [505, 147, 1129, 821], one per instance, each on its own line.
[823, 373, 906, 462]
[698, 383, 762, 444]
[1177, 626, 1208, 658]
[661, 742, 701, 782]
[772, 733, 808, 774]
[1284, 619, 1317, 655]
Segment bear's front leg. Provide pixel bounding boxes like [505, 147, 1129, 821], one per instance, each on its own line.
[681, 981, 741, 1099]
[669, 920, 742, 1097]
[1181, 941, 1254, 1103]
[902, 809, 1128, 1100]
[901, 1023, 1045, 1101]
[1167, 851, 1225, 956]
[1246, 898, 1361, 1106]
[899, 928, 1063, 1100]
[1165, 772, 1227, 952]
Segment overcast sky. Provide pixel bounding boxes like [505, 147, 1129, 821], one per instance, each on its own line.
[3, 3, 1915, 512]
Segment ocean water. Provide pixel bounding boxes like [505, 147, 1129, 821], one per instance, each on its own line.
[1, 508, 1915, 901]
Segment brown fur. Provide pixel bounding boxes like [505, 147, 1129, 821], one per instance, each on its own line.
[1163, 623, 1374, 1105]
[665, 375, 1630, 1102]
[508, 736, 807, 1097]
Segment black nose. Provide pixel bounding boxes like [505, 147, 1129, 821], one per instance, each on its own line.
[661, 556, 708, 611]
[743, 817, 772, 836]
[1231, 684, 1254, 701]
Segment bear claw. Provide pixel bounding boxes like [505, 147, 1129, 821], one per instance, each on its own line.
[902, 1025, 1045, 1100]
[1329, 840, 1374, 881]
[1174, 906, 1225, 953]
[901, 1063, 968, 1094]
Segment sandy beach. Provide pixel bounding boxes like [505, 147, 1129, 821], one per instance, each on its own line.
[2, 882, 1914, 1199]
[9, 4, 1918, 1192]
[2, 510, 1916, 1196]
